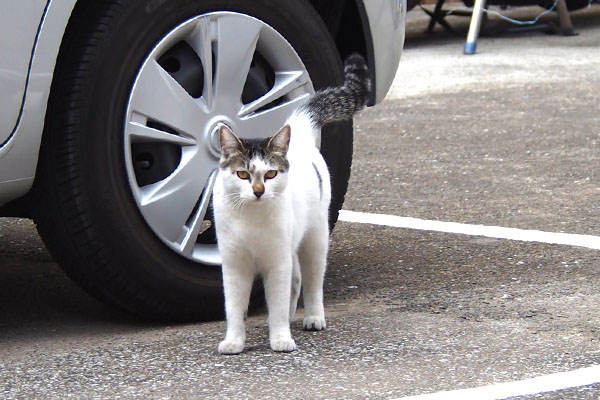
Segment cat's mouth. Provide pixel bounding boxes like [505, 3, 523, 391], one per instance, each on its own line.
[237, 190, 277, 204]
[251, 196, 268, 202]
[243, 194, 273, 204]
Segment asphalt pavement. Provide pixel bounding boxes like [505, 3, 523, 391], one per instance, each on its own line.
[1, 5, 599, 399]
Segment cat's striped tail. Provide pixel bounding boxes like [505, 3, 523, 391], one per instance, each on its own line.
[300, 53, 372, 128]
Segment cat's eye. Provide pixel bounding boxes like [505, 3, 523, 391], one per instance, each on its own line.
[264, 170, 278, 179]
[236, 171, 250, 180]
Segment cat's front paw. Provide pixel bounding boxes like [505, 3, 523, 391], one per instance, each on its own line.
[270, 337, 297, 353]
[218, 339, 245, 355]
[303, 316, 326, 331]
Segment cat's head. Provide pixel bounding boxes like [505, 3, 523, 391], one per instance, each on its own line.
[218, 125, 290, 203]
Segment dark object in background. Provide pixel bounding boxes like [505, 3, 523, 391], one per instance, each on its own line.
[408, 0, 593, 11]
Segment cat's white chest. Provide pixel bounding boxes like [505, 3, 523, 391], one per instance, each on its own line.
[227, 203, 290, 239]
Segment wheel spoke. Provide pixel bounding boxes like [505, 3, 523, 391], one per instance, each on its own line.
[179, 169, 217, 256]
[138, 153, 211, 243]
[188, 17, 215, 110]
[129, 58, 205, 138]
[126, 121, 197, 146]
[213, 14, 262, 112]
[238, 71, 309, 118]
[237, 93, 310, 139]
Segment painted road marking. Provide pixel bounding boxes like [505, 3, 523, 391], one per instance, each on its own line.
[339, 210, 600, 251]
[392, 365, 600, 400]
[338, 209, 600, 399]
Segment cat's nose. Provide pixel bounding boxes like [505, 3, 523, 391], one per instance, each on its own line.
[252, 182, 265, 198]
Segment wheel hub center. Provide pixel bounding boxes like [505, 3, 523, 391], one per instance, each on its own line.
[207, 120, 232, 158]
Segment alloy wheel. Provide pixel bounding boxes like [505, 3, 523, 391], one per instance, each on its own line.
[124, 12, 314, 265]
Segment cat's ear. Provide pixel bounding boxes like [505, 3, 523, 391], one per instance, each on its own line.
[268, 125, 291, 155]
[219, 125, 244, 159]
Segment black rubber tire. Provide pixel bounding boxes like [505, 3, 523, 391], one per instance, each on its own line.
[33, 0, 353, 321]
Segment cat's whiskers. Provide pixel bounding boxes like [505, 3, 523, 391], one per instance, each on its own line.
[221, 192, 247, 216]
[231, 197, 246, 215]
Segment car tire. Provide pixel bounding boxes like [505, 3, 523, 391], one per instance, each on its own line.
[33, 0, 353, 321]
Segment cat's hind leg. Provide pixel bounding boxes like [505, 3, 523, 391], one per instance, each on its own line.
[289, 253, 302, 323]
[218, 263, 254, 355]
[298, 224, 328, 331]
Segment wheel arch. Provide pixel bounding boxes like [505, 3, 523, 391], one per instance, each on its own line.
[0, 0, 78, 216]
[307, 0, 374, 105]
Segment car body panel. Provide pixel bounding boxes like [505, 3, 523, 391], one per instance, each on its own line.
[359, 0, 406, 104]
[0, 0, 48, 145]
[0, 0, 77, 206]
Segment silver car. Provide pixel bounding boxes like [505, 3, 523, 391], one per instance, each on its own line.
[0, 0, 405, 321]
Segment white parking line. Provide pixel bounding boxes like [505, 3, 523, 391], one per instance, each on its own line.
[392, 364, 600, 400]
[339, 209, 600, 399]
[338, 210, 600, 251]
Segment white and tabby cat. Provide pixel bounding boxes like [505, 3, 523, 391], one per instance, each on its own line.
[213, 54, 371, 354]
